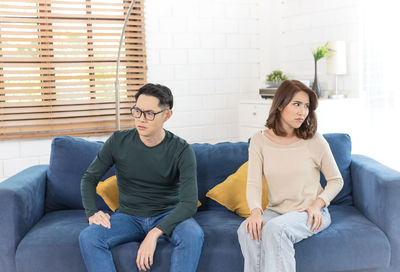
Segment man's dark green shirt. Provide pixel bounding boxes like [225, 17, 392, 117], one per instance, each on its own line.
[81, 129, 198, 236]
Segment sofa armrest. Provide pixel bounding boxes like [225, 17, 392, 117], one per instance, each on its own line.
[351, 154, 400, 269]
[0, 165, 48, 272]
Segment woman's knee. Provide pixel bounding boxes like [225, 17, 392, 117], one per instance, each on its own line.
[237, 220, 247, 239]
[262, 219, 286, 239]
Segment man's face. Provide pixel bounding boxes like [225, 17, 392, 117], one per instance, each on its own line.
[134, 94, 172, 137]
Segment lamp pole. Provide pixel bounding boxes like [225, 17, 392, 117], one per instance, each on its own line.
[115, 0, 137, 130]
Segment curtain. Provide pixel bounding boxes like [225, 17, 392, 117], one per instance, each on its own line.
[360, 0, 400, 170]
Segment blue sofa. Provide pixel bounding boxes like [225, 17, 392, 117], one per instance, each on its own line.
[0, 133, 399, 272]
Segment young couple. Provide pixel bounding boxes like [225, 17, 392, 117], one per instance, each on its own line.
[79, 81, 343, 272]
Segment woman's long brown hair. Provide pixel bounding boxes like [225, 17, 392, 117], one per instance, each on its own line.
[266, 80, 318, 139]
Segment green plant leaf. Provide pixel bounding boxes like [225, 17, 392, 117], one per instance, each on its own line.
[266, 70, 288, 82]
[312, 43, 331, 62]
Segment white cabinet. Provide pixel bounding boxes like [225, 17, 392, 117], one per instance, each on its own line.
[239, 98, 364, 142]
[239, 99, 272, 141]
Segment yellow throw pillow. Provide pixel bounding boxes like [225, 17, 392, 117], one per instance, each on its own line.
[96, 175, 119, 211]
[206, 161, 268, 218]
[96, 175, 201, 212]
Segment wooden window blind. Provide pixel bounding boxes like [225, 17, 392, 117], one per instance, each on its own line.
[0, 0, 146, 140]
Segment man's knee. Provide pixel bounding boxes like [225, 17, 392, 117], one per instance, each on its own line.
[173, 218, 204, 246]
[79, 225, 103, 249]
[191, 222, 204, 245]
[185, 219, 204, 242]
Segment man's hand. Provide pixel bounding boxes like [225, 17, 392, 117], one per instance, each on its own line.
[244, 208, 264, 241]
[88, 211, 111, 229]
[299, 197, 326, 232]
[136, 227, 163, 271]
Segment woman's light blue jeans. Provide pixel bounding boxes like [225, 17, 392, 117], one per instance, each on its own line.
[237, 208, 331, 272]
[79, 211, 204, 272]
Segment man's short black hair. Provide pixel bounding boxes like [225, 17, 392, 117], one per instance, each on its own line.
[134, 83, 173, 109]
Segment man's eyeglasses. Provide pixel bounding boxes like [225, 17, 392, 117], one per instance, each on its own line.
[130, 106, 167, 121]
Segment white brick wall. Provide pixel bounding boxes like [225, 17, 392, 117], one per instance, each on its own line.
[146, 0, 261, 147]
[0, 160, 3, 179]
[0, 140, 20, 160]
[4, 158, 40, 178]
[0, 135, 109, 182]
[259, 0, 360, 98]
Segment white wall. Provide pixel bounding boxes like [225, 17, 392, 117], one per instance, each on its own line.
[145, 0, 261, 142]
[0, 135, 109, 182]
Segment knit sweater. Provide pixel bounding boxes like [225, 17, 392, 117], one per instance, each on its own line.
[247, 130, 343, 214]
[81, 129, 198, 236]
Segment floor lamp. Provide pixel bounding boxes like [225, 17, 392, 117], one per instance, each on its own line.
[327, 41, 347, 99]
[115, 0, 137, 130]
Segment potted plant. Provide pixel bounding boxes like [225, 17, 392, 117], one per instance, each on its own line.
[265, 70, 288, 88]
[312, 43, 331, 98]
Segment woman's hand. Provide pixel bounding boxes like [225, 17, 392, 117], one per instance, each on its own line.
[244, 208, 264, 241]
[299, 198, 326, 232]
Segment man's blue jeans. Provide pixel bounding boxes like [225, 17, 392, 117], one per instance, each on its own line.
[79, 211, 204, 272]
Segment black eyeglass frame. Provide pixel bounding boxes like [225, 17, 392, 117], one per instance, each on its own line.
[130, 105, 168, 121]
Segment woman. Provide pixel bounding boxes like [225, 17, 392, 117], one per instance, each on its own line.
[237, 80, 343, 272]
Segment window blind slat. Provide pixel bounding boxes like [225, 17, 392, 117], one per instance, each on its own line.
[2, 0, 144, 9]
[0, 102, 132, 114]
[0, 17, 144, 26]
[0, 97, 135, 108]
[0, 120, 134, 140]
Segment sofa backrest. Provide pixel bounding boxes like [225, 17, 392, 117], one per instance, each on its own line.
[45, 133, 352, 212]
[191, 142, 249, 209]
[320, 133, 352, 205]
[46, 136, 114, 212]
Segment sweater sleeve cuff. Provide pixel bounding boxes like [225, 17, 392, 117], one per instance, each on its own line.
[156, 223, 172, 237]
[85, 209, 98, 219]
[249, 205, 263, 214]
[317, 194, 331, 208]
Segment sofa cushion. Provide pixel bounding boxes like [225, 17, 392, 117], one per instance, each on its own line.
[191, 142, 249, 209]
[46, 136, 115, 212]
[321, 133, 352, 205]
[295, 205, 390, 272]
[115, 208, 247, 272]
[15, 210, 89, 272]
[15, 206, 390, 272]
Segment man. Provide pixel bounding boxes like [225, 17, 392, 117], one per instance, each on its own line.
[79, 83, 204, 272]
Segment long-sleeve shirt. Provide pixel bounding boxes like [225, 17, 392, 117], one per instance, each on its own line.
[247, 130, 343, 214]
[81, 129, 198, 236]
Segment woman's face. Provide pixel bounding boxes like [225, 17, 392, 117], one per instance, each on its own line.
[279, 91, 310, 133]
